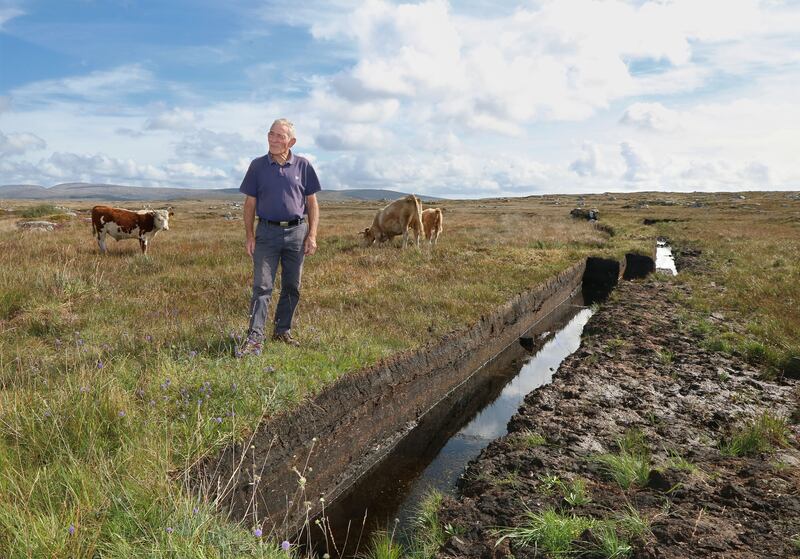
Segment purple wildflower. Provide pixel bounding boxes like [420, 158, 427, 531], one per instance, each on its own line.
[188, 350, 197, 358]
[80, 386, 89, 393]
[193, 507, 199, 515]
[281, 540, 291, 551]
[166, 526, 173, 534]
[43, 410, 51, 418]
[145, 335, 152, 342]
[55, 338, 62, 347]
[96, 360, 103, 369]
[68, 524, 75, 536]
[214, 417, 223, 424]
[231, 383, 238, 392]
[254, 527, 263, 537]
[118, 410, 126, 418]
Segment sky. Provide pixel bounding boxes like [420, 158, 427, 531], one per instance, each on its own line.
[1, 0, 799, 198]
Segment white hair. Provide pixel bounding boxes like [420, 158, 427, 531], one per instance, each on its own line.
[271, 118, 295, 140]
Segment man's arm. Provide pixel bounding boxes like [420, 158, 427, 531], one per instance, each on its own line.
[304, 193, 319, 256]
[244, 195, 257, 257]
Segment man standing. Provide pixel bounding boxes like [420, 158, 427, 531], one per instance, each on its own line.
[239, 118, 320, 354]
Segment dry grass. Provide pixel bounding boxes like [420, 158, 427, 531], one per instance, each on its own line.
[0, 190, 797, 555]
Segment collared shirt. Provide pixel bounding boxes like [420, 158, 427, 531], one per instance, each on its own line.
[239, 150, 322, 221]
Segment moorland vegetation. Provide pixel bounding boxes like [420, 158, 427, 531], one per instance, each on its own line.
[0, 191, 797, 556]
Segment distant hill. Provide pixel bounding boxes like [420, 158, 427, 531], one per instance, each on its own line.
[0, 183, 442, 202]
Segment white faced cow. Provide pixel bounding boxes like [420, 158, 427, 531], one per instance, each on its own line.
[421, 208, 443, 246]
[361, 195, 423, 248]
[91, 205, 173, 254]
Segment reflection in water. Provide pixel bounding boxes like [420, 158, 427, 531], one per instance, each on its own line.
[311, 294, 594, 557]
[656, 240, 678, 275]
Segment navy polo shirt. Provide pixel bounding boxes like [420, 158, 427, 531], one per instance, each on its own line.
[239, 152, 322, 222]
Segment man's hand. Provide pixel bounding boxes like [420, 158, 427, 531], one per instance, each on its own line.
[246, 236, 256, 257]
[304, 235, 317, 256]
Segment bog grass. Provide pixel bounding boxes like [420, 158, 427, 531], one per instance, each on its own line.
[720, 411, 790, 456]
[1, 191, 798, 555]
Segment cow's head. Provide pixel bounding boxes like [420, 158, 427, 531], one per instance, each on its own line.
[152, 209, 172, 231]
[360, 227, 376, 246]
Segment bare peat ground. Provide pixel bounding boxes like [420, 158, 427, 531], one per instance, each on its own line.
[436, 277, 800, 559]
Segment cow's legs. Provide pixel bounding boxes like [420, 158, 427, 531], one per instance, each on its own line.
[139, 237, 148, 254]
[402, 229, 409, 249]
[96, 231, 107, 254]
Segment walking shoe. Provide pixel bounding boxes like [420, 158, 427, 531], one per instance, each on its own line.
[272, 331, 300, 347]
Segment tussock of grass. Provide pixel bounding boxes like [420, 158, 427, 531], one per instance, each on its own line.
[721, 411, 789, 456]
[496, 508, 596, 557]
[615, 504, 652, 540]
[512, 429, 547, 449]
[20, 204, 61, 218]
[560, 477, 592, 507]
[595, 452, 651, 490]
[595, 429, 652, 490]
[496, 508, 633, 559]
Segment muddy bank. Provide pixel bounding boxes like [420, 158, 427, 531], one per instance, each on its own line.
[194, 260, 593, 532]
[437, 278, 800, 558]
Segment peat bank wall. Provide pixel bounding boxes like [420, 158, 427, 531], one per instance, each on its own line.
[195, 257, 623, 531]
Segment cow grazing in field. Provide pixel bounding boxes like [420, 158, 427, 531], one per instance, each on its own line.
[91, 205, 173, 254]
[361, 195, 424, 248]
[421, 208, 443, 246]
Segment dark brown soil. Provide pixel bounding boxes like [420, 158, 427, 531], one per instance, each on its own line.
[437, 278, 800, 559]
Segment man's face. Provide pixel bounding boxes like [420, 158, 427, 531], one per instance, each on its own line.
[268, 124, 296, 155]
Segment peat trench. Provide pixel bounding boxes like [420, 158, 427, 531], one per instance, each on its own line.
[437, 267, 800, 558]
[193, 252, 656, 546]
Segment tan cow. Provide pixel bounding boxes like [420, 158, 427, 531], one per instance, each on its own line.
[421, 208, 443, 246]
[361, 194, 423, 248]
[91, 205, 173, 254]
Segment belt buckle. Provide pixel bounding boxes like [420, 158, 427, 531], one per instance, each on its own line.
[279, 220, 289, 227]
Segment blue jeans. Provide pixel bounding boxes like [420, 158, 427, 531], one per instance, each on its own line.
[248, 220, 307, 339]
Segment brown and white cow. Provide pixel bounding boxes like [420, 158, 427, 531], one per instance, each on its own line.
[421, 207, 443, 246]
[91, 205, 173, 254]
[361, 194, 423, 248]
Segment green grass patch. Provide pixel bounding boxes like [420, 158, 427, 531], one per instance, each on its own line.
[20, 204, 61, 218]
[720, 411, 789, 456]
[512, 429, 547, 449]
[560, 477, 592, 507]
[495, 508, 596, 557]
[595, 429, 652, 490]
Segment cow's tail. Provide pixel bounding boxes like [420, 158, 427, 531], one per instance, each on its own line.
[411, 195, 424, 244]
[434, 208, 443, 232]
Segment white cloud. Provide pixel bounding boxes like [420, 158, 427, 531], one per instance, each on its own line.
[173, 128, 261, 162]
[315, 124, 393, 151]
[9, 65, 157, 109]
[0, 129, 46, 156]
[145, 108, 199, 131]
[570, 143, 602, 177]
[0, 6, 24, 29]
[620, 141, 654, 183]
[163, 161, 228, 180]
[620, 102, 679, 132]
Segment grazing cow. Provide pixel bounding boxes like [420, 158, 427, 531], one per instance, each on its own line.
[91, 205, 173, 254]
[421, 208, 443, 246]
[361, 195, 423, 248]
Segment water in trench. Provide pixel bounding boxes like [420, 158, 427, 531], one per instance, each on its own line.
[307, 291, 595, 558]
[656, 239, 678, 275]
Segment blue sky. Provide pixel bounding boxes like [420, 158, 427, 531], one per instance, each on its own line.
[1, 0, 799, 197]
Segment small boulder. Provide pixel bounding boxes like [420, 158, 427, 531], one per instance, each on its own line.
[17, 220, 58, 231]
